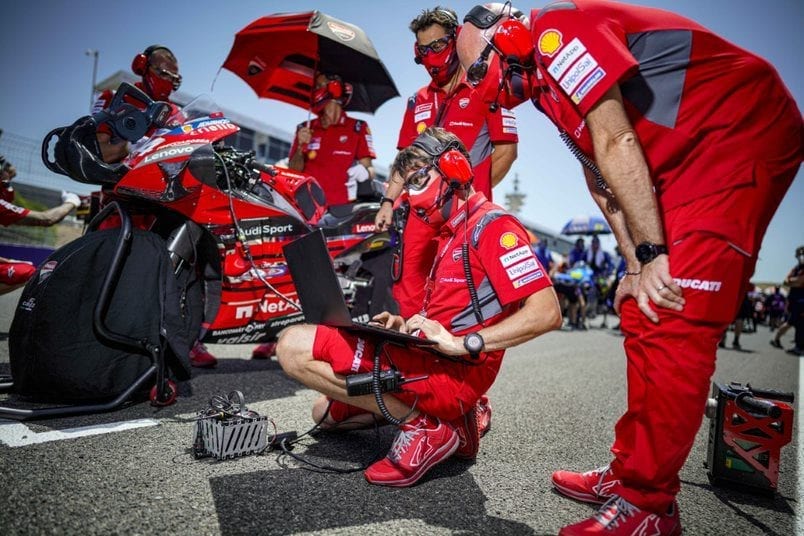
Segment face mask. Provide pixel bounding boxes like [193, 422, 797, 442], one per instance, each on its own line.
[144, 70, 177, 101]
[418, 40, 461, 87]
[406, 165, 454, 226]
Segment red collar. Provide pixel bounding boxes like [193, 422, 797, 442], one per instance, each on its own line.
[441, 192, 488, 236]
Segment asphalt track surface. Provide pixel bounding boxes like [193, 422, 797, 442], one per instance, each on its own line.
[0, 289, 799, 535]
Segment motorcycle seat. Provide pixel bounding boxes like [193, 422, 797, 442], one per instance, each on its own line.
[317, 201, 379, 229]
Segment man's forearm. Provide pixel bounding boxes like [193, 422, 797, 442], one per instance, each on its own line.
[582, 167, 638, 269]
[586, 87, 665, 246]
[490, 142, 517, 187]
[288, 149, 305, 172]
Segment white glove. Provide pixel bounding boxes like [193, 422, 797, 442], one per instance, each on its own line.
[61, 191, 81, 208]
[346, 163, 370, 183]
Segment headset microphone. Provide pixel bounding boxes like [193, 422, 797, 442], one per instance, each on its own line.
[414, 56, 422, 65]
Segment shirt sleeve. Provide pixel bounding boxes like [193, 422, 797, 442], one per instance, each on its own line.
[355, 121, 376, 160]
[486, 106, 519, 143]
[533, 5, 638, 115]
[396, 95, 419, 150]
[0, 199, 30, 226]
[476, 216, 552, 306]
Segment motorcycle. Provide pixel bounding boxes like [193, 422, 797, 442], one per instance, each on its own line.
[36, 83, 394, 391]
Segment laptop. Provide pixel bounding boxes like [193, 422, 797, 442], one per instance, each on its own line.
[283, 230, 436, 347]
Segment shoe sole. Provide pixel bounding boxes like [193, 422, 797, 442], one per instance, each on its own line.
[365, 432, 460, 487]
[552, 479, 608, 505]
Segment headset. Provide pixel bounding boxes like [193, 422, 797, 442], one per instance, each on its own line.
[312, 74, 353, 107]
[131, 45, 173, 76]
[411, 133, 473, 188]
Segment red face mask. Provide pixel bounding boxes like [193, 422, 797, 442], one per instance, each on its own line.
[405, 165, 455, 227]
[144, 69, 178, 101]
[416, 39, 461, 87]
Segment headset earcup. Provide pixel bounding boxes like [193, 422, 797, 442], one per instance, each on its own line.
[327, 79, 343, 100]
[438, 149, 473, 186]
[131, 54, 148, 76]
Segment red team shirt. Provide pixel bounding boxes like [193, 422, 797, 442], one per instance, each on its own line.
[313, 193, 552, 418]
[530, 0, 802, 252]
[290, 115, 376, 206]
[397, 70, 519, 199]
[0, 199, 29, 226]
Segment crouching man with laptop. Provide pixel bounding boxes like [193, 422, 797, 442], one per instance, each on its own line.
[276, 127, 561, 487]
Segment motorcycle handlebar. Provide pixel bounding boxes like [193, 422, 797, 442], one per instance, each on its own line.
[735, 393, 782, 418]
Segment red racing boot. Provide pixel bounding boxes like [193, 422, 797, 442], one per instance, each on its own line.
[450, 395, 493, 460]
[552, 465, 619, 504]
[189, 341, 218, 368]
[364, 414, 458, 487]
[559, 496, 682, 535]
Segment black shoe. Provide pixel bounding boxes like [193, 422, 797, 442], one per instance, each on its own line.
[718, 340, 726, 348]
[732, 341, 741, 350]
[786, 347, 803, 356]
[770, 339, 782, 349]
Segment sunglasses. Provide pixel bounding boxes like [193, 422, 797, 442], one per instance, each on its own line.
[415, 34, 453, 56]
[403, 165, 434, 191]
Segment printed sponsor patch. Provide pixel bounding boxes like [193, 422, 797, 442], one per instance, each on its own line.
[339, 135, 348, 143]
[452, 248, 463, 262]
[499, 244, 532, 267]
[307, 150, 317, 160]
[414, 110, 432, 122]
[503, 127, 518, 134]
[513, 270, 544, 288]
[547, 37, 587, 81]
[307, 139, 321, 151]
[499, 232, 519, 249]
[538, 29, 563, 57]
[502, 117, 517, 128]
[571, 67, 606, 104]
[559, 52, 599, 94]
[501, 108, 516, 118]
[414, 103, 433, 113]
[506, 258, 539, 280]
[39, 260, 57, 282]
[673, 278, 723, 292]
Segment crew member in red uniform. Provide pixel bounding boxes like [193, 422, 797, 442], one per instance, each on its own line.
[288, 73, 376, 206]
[93, 45, 216, 369]
[375, 6, 520, 324]
[0, 158, 81, 294]
[276, 127, 561, 488]
[458, 2, 803, 534]
[93, 45, 182, 163]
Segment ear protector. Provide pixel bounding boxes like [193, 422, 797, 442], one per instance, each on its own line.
[132, 45, 171, 76]
[493, 19, 534, 67]
[412, 133, 473, 187]
[325, 77, 344, 100]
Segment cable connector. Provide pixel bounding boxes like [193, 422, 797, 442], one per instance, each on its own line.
[269, 431, 298, 451]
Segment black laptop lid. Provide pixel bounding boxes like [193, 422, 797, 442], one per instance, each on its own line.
[283, 230, 352, 327]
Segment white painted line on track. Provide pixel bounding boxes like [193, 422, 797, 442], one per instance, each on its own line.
[0, 418, 160, 447]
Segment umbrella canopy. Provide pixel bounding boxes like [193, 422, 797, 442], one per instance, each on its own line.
[561, 215, 612, 235]
[222, 11, 400, 114]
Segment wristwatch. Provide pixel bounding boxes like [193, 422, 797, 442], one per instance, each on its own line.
[635, 242, 668, 264]
[463, 332, 485, 359]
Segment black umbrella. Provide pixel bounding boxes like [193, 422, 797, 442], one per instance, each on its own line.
[222, 11, 400, 114]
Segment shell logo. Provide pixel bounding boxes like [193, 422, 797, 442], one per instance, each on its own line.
[538, 29, 563, 57]
[416, 122, 427, 134]
[307, 150, 317, 160]
[500, 232, 519, 249]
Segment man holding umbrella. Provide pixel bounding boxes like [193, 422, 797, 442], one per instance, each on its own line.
[288, 73, 377, 206]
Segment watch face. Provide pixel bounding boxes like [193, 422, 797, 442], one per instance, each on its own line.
[464, 333, 484, 353]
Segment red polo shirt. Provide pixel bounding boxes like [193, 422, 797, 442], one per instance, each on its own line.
[425, 193, 552, 334]
[397, 69, 519, 199]
[530, 0, 803, 242]
[0, 199, 29, 226]
[290, 114, 376, 206]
